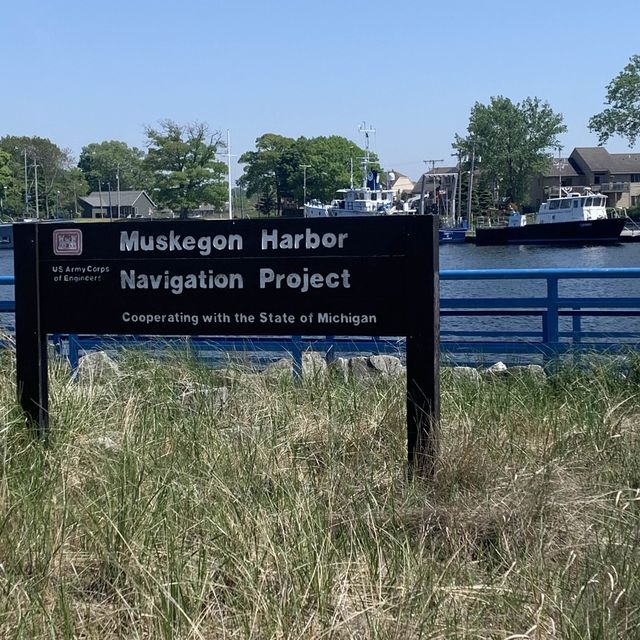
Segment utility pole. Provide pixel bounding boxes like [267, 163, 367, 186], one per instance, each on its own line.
[97, 181, 103, 219]
[556, 146, 565, 197]
[33, 162, 40, 219]
[216, 131, 236, 219]
[423, 159, 443, 214]
[301, 164, 311, 215]
[452, 150, 464, 225]
[107, 182, 113, 221]
[23, 149, 29, 216]
[467, 142, 477, 229]
[116, 165, 121, 218]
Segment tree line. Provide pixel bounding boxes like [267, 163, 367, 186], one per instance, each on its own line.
[0, 55, 637, 219]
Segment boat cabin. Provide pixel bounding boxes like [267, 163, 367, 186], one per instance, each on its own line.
[331, 186, 395, 215]
[536, 192, 608, 224]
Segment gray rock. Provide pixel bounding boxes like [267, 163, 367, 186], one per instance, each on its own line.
[368, 355, 404, 376]
[507, 364, 547, 380]
[262, 357, 294, 378]
[328, 357, 349, 382]
[302, 352, 328, 379]
[75, 351, 120, 383]
[349, 356, 374, 380]
[483, 361, 508, 377]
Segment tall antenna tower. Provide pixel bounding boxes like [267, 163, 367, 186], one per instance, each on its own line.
[358, 122, 376, 188]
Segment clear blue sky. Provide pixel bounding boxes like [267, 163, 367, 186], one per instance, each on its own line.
[2, 0, 638, 182]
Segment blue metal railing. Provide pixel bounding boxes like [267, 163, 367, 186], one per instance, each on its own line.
[2, 269, 640, 368]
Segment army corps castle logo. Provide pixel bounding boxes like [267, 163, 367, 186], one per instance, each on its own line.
[53, 229, 83, 256]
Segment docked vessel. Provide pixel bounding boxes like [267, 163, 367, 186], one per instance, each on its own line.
[0, 223, 13, 250]
[304, 124, 405, 218]
[474, 190, 625, 246]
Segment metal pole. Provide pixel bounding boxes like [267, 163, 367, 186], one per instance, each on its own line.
[423, 159, 444, 215]
[97, 181, 103, 219]
[56, 190, 60, 217]
[301, 164, 311, 215]
[23, 149, 28, 216]
[227, 130, 232, 220]
[33, 163, 39, 219]
[107, 182, 113, 220]
[467, 142, 476, 229]
[116, 165, 121, 218]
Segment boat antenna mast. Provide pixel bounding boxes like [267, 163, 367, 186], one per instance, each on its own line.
[358, 122, 375, 188]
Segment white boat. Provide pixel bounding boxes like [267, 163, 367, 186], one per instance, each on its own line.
[303, 124, 405, 218]
[475, 188, 625, 245]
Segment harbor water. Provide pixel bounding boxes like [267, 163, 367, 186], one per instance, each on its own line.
[2, 245, 640, 355]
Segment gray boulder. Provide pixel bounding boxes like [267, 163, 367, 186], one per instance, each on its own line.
[328, 357, 349, 382]
[369, 355, 404, 376]
[302, 352, 328, 380]
[507, 364, 547, 381]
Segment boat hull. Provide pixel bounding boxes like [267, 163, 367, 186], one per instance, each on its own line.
[0, 224, 13, 250]
[439, 228, 467, 244]
[474, 218, 626, 246]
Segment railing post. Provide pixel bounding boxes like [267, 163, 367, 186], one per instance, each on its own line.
[545, 277, 560, 359]
[68, 334, 80, 372]
[291, 335, 303, 381]
[572, 306, 582, 345]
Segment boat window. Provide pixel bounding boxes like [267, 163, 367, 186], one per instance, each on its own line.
[573, 200, 579, 208]
[585, 197, 593, 207]
[371, 193, 377, 201]
[549, 200, 560, 210]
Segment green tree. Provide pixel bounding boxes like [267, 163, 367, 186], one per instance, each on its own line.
[589, 54, 640, 146]
[293, 136, 378, 204]
[455, 96, 566, 206]
[256, 187, 276, 215]
[239, 133, 376, 213]
[78, 140, 148, 192]
[0, 149, 21, 217]
[0, 136, 73, 217]
[55, 167, 89, 217]
[238, 134, 297, 215]
[144, 120, 227, 218]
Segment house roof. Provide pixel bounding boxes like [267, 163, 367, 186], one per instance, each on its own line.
[79, 190, 156, 208]
[572, 147, 640, 174]
[572, 147, 613, 172]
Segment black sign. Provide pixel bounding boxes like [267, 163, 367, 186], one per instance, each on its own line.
[14, 216, 440, 475]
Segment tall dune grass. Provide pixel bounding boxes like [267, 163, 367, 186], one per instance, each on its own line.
[1, 350, 639, 638]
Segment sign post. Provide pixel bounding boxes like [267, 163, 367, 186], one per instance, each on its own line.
[14, 216, 439, 474]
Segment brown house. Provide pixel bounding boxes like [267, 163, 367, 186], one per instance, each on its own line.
[531, 147, 640, 209]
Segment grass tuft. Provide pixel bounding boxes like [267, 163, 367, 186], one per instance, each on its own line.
[1, 351, 639, 638]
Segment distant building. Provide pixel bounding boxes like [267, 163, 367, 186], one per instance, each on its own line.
[384, 170, 415, 199]
[531, 147, 640, 209]
[78, 190, 156, 219]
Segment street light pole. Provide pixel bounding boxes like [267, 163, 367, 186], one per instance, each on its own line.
[116, 165, 121, 218]
[23, 149, 28, 216]
[301, 164, 311, 215]
[97, 181, 103, 219]
[467, 142, 477, 229]
[33, 162, 40, 219]
[107, 182, 113, 220]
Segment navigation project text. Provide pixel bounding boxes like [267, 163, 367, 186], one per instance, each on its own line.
[119, 229, 353, 295]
